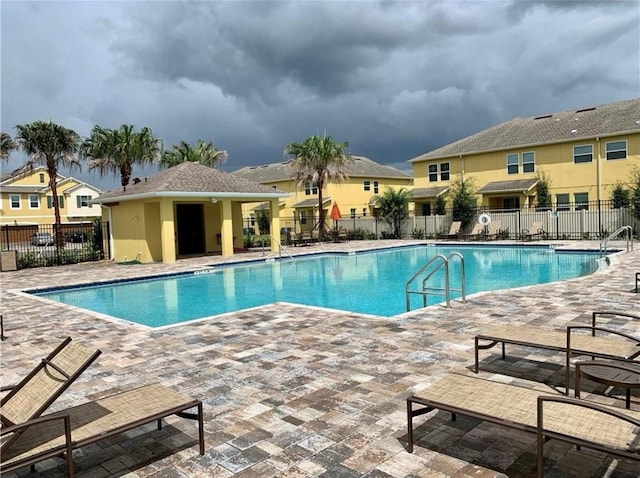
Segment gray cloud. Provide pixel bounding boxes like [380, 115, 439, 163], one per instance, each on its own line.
[2, 0, 638, 191]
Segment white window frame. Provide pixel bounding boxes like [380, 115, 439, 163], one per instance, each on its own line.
[556, 193, 570, 211]
[373, 181, 379, 194]
[299, 210, 307, 225]
[573, 144, 593, 163]
[363, 180, 370, 191]
[428, 164, 438, 182]
[10, 194, 21, 209]
[506, 153, 519, 174]
[605, 140, 627, 160]
[574, 192, 589, 210]
[522, 152, 535, 173]
[439, 163, 450, 181]
[29, 194, 40, 209]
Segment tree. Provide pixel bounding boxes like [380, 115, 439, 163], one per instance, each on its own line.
[630, 166, 640, 223]
[535, 170, 552, 209]
[433, 195, 446, 215]
[81, 124, 161, 187]
[1, 132, 18, 160]
[14, 120, 82, 245]
[376, 187, 411, 238]
[611, 181, 630, 209]
[285, 134, 352, 235]
[160, 140, 227, 168]
[449, 176, 477, 231]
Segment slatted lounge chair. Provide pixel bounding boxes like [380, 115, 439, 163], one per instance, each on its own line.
[1, 337, 101, 450]
[522, 221, 544, 240]
[406, 373, 640, 478]
[474, 311, 640, 393]
[463, 223, 484, 241]
[1, 383, 204, 477]
[485, 220, 502, 240]
[438, 221, 461, 240]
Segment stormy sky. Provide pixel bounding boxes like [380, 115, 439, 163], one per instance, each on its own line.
[1, 0, 639, 191]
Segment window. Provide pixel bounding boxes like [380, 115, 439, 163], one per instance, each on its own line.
[250, 216, 256, 226]
[574, 192, 589, 210]
[507, 153, 519, 174]
[421, 203, 431, 216]
[439, 163, 450, 181]
[39, 173, 45, 183]
[573, 145, 593, 163]
[373, 181, 379, 194]
[46, 195, 65, 208]
[29, 194, 39, 209]
[362, 208, 367, 217]
[428, 164, 438, 182]
[10, 194, 20, 209]
[556, 193, 570, 211]
[350, 208, 356, 219]
[502, 197, 520, 209]
[299, 210, 307, 225]
[522, 152, 535, 173]
[606, 140, 627, 160]
[304, 182, 317, 195]
[363, 180, 370, 191]
[77, 195, 92, 208]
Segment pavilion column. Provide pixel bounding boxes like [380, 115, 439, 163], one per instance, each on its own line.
[269, 199, 281, 253]
[159, 198, 176, 264]
[220, 199, 234, 257]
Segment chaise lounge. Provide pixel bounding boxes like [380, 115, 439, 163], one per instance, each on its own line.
[474, 311, 640, 393]
[438, 220, 462, 240]
[522, 221, 545, 240]
[406, 372, 640, 478]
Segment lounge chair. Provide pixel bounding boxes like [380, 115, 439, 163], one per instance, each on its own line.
[485, 220, 502, 240]
[1, 337, 101, 450]
[1, 383, 204, 476]
[522, 221, 544, 240]
[438, 221, 461, 240]
[463, 223, 484, 241]
[474, 311, 640, 393]
[406, 372, 640, 478]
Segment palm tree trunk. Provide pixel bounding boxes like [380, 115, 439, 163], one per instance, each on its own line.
[47, 160, 64, 247]
[317, 178, 325, 235]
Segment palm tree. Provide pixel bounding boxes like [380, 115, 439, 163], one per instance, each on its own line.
[285, 134, 352, 236]
[376, 187, 411, 238]
[81, 124, 161, 187]
[160, 140, 227, 168]
[1, 132, 18, 160]
[14, 120, 82, 245]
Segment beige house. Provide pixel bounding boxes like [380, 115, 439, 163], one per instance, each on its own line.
[232, 156, 412, 233]
[409, 98, 640, 212]
[92, 162, 289, 264]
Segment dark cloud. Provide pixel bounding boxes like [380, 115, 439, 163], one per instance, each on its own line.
[1, 0, 638, 191]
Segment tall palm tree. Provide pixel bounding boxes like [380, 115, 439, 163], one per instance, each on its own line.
[81, 124, 161, 187]
[14, 120, 82, 245]
[285, 134, 352, 235]
[1, 132, 18, 160]
[160, 140, 227, 168]
[375, 187, 411, 238]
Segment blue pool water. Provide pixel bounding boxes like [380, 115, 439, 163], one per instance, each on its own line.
[34, 245, 602, 327]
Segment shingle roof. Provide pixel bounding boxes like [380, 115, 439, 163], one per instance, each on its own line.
[409, 98, 640, 162]
[292, 197, 332, 208]
[232, 156, 411, 183]
[94, 162, 288, 203]
[477, 179, 538, 194]
[411, 186, 449, 199]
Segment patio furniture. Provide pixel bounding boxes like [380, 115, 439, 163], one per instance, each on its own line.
[474, 311, 640, 393]
[406, 373, 640, 478]
[463, 223, 484, 241]
[636, 272, 639, 292]
[1, 337, 101, 450]
[1, 383, 205, 477]
[485, 220, 502, 240]
[574, 360, 640, 408]
[438, 221, 462, 240]
[522, 221, 544, 240]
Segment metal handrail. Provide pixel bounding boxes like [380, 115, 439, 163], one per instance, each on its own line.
[599, 225, 633, 257]
[405, 253, 466, 311]
[261, 237, 295, 261]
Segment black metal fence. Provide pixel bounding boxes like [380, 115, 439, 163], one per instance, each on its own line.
[0, 221, 110, 269]
[243, 200, 636, 242]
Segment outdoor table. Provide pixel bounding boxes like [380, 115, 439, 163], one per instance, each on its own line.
[575, 360, 640, 409]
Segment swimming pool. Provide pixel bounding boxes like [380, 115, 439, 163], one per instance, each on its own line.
[34, 245, 603, 327]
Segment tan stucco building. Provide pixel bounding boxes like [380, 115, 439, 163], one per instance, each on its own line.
[92, 162, 289, 264]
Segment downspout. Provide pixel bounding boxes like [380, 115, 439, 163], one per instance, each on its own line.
[595, 137, 601, 202]
[101, 204, 114, 261]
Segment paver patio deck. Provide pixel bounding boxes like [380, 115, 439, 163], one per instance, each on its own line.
[1, 239, 638, 477]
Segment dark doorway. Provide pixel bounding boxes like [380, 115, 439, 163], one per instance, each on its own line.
[176, 204, 205, 255]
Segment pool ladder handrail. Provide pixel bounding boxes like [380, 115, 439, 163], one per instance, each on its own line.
[405, 253, 466, 311]
[599, 225, 633, 257]
[261, 237, 295, 261]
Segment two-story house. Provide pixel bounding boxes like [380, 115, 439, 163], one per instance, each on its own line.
[409, 98, 640, 214]
[232, 156, 412, 233]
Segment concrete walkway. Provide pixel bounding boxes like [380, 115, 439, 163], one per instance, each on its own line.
[1, 240, 638, 477]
